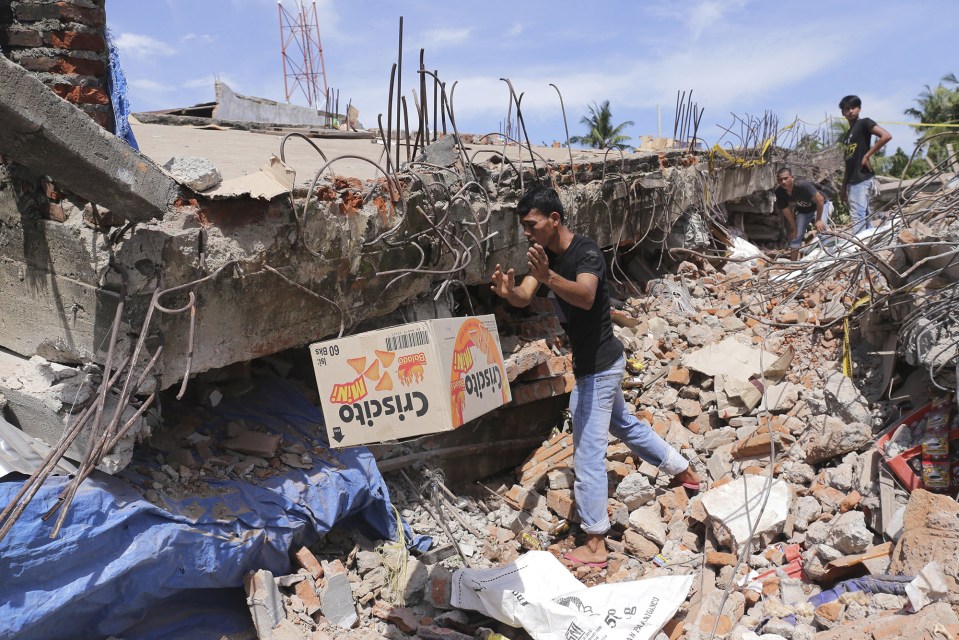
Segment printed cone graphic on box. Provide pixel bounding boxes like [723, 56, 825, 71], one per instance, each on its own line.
[311, 315, 511, 447]
[449, 318, 509, 428]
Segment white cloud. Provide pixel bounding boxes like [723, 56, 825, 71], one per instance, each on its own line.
[182, 74, 240, 91]
[420, 27, 472, 50]
[506, 23, 523, 38]
[647, 0, 752, 39]
[130, 78, 174, 93]
[181, 33, 216, 44]
[115, 32, 176, 57]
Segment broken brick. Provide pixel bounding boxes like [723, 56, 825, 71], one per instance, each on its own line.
[294, 547, 323, 580]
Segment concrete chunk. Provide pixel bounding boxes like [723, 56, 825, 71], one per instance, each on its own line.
[319, 572, 357, 629]
[700, 475, 790, 554]
[628, 505, 666, 546]
[163, 156, 223, 192]
[614, 472, 656, 510]
[803, 415, 870, 464]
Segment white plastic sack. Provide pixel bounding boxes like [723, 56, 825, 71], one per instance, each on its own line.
[728, 236, 763, 267]
[451, 551, 692, 640]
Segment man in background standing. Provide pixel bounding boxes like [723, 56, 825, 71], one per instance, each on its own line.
[839, 95, 892, 235]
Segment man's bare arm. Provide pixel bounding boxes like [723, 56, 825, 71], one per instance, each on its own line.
[545, 272, 599, 310]
[526, 243, 598, 310]
[863, 124, 893, 168]
[813, 191, 828, 231]
[490, 264, 538, 308]
[782, 206, 797, 237]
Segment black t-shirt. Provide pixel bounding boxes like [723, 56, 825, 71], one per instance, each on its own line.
[841, 117, 878, 185]
[775, 179, 823, 214]
[542, 234, 623, 376]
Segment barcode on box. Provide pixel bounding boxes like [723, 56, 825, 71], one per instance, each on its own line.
[385, 330, 429, 351]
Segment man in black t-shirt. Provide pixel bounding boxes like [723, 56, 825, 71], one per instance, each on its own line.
[491, 186, 700, 568]
[838, 95, 891, 235]
[774, 167, 831, 260]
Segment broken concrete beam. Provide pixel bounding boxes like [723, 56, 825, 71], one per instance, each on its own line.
[516, 354, 572, 381]
[0, 55, 178, 220]
[681, 337, 777, 380]
[504, 341, 551, 382]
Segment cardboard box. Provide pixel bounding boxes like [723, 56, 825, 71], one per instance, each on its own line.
[310, 315, 512, 447]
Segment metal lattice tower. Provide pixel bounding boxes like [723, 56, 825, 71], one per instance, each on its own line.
[277, 0, 328, 108]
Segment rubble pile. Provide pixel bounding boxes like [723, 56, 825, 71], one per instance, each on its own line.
[230, 245, 959, 639]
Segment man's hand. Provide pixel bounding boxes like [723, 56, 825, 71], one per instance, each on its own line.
[815, 219, 828, 232]
[527, 243, 551, 284]
[490, 264, 515, 299]
[860, 156, 873, 171]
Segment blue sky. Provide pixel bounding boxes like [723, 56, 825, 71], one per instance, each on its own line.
[108, 0, 958, 154]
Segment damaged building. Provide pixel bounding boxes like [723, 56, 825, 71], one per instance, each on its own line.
[2, 1, 959, 639]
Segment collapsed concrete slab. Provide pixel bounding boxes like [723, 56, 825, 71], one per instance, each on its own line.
[0, 55, 178, 221]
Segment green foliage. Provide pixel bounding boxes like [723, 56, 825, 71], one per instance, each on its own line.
[875, 146, 928, 180]
[904, 72, 959, 165]
[569, 100, 634, 150]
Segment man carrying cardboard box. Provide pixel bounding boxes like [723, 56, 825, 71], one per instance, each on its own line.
[490, 186, 700, 568]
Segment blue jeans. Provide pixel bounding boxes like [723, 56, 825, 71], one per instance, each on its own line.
[847, 178, 874, 236]
[569, 355, 689, 534]
[790, 201, 832, 249]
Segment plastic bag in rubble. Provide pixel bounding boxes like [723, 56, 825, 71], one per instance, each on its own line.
[451, 551, 692, 640]
[728, 236, 763, 268]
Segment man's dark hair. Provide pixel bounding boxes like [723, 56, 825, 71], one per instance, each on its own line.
[839, 95, 862, 110]
[777, 167, 793, 177]
[516, 185, 565, 223]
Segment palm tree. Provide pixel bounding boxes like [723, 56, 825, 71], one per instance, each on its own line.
[904, 72, 959, 164]
[569, 100, 634, 149]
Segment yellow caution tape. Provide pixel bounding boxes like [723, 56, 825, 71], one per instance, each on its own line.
[708, 120, 797, 169]
[877, 121, 959, 128]
[842, 316, 853, 377]
[842, 295, 871, 378]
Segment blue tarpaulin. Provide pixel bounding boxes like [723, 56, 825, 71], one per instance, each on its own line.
[105, 28, 138, 150]
[0, 376, 415, 640]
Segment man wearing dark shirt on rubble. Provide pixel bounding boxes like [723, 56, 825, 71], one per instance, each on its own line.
[775, 167, 830, 260]
[490, 185, 700, 568]
[838, 95, 891, 235]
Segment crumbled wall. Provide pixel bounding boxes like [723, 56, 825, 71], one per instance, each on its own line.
[0, 0, 112, 129]
[0, 152, 779, 392]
